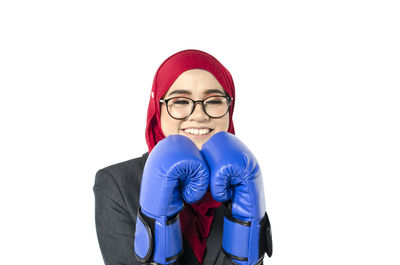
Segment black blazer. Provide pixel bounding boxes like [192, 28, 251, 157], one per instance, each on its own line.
[94, 152, 244, 265]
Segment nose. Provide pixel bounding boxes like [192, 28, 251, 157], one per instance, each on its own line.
[189, 102, 209, 120]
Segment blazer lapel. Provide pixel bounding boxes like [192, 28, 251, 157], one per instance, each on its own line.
[202, 204, 224, 265]
[181, 236, 200, 265]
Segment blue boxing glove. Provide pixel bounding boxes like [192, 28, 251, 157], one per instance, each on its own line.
[202, 132, 273, 265]
[134, 135, 209, 264]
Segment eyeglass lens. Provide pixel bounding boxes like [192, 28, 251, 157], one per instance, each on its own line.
[167, 96, 229, 119]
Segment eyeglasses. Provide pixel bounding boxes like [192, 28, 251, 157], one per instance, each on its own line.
[160, 95, 233, 120]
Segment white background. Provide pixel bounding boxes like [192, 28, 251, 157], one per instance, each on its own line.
[1, 0, 399, 264]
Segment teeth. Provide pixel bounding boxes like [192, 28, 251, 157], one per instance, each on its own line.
[183, 128, 210, 135]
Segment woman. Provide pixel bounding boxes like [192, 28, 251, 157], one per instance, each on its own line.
[94, 49, 272, 265]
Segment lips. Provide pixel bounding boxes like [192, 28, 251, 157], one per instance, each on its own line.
[181, 127, 213, 136]
[183, 127, 212, 135]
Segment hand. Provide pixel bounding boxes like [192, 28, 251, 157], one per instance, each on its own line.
[134, 135, 209, 264]
[202, 132, 272, 265]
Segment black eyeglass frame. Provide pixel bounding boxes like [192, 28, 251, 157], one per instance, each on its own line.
[159, 95, 233, 120]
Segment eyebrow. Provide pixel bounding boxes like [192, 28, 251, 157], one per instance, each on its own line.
[167, 89, 225, 97]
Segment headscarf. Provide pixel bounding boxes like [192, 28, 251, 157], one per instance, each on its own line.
[144, 49, 236, 263]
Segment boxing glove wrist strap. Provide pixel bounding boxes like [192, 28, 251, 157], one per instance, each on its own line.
[222, 212, 273, 265]
[134, 207, 183, 264]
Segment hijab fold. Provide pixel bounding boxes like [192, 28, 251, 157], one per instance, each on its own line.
[145, 49, 236, 264]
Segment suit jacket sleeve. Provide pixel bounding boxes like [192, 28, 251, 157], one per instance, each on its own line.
[94, 165, 184, 265]
[94, 168, 144, 265]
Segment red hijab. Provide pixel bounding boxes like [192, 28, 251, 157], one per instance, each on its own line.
[145, 49, 236, 263]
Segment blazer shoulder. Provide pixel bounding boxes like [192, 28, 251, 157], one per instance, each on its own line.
[95, 152, 149, 186]
[94, 152, 149, 218]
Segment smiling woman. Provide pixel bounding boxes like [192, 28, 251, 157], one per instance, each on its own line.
[145, 50, 236, 154]
[93, 49, 272, 265]
[160, 69, 231, 149]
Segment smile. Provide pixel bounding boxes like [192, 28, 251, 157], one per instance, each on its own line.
[182, 128, 212, 135]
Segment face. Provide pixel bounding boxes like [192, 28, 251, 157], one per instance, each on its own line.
[160, 69, 230, 149]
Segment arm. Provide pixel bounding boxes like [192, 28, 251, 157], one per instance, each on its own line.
[202, 132, 273, 265]
[94, 168, 186, 265]
[223, 256, 263, 265]
[133, 135, 209, 265]
[94, 169, 141, 265]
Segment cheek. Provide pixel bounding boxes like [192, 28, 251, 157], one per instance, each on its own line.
[215, 115, 230, 132]
[160, 106, 181, 136]
[223, 116, 230, 131]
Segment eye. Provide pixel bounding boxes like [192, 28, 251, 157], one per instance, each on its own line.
[171, 98, 191, 105]
[207, 100, 222, 105]
[205, 97, 225, 105]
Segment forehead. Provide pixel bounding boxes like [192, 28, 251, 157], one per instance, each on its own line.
[165, 69, 226, 97]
